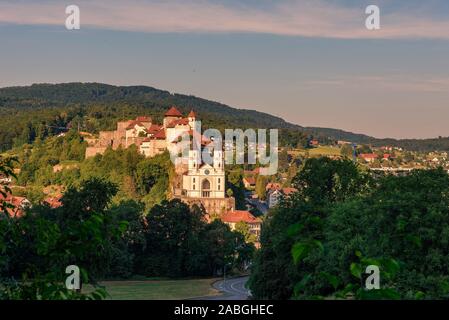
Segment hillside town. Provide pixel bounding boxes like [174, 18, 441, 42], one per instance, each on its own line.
[3, 106, 449, 250]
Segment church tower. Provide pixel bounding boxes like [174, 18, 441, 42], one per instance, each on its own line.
[213, 150, 224, 172]
[188, 110, 196, 129]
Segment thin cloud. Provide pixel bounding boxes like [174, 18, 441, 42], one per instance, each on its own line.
[1, 0, 449, 39]
[303, 75, 449, 93]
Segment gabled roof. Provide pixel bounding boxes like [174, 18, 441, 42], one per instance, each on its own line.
[167, 118, 190, 128]
[221, 210, 261, 224]
[165, 106, 183, 117]
[43, 196, 62, 208]
[147, 124, 163, 134]
[359, 153, 378, 159]
[282, 187, 298, 195]
[125, 120, 146, 130]
[0, 194, 30, 218]
[188, 110, 196, 118]
[153, 129, 166, 140]
[136, 116, 152, 122]
[266, 182, 281, 191]
[169, 129, 210, 146]
[243, 177, 256, 185]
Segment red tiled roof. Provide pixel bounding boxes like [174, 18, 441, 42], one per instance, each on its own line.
[282, 187, 298, 195]
[360, 153, 378, 159]
[169, 129, 210, 146]
[165, 106, 182, 117]
[266, 183, 281, 191]
[221, 210, 261, 224]
[153, 129, 166, 140]
[147, 124, 163, 134]
[43, 196, 62, 209]
[188, 110, 196, 118]
[167, 118, 189, 128]
[243, 177, 256, 185]
[0, 194, 30, 218]
[136, 116, 151, 122]
[125, 120, 146, 130]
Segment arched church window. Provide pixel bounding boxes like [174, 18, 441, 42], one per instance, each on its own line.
[202, 179, 211, 198]
[202, 179, 211, 190]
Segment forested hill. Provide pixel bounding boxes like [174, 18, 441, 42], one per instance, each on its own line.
[0, 82, 297, 129]
[1, 82, 449, 152]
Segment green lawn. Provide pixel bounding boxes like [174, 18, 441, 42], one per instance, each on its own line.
[290, 146, 342, 157]
[91, 278, 221, 300]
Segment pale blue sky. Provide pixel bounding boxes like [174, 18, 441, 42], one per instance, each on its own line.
[0, 0, 448, 138]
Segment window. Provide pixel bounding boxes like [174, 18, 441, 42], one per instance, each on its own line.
[202, 179, 211, 198]
[202, 179, 211, 190]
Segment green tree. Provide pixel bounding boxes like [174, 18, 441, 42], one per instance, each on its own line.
[340, 144, 353, 159]
[235, 221, 257, 244]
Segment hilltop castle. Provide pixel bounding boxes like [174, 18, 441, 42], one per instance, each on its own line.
[85, 106, 235, 215]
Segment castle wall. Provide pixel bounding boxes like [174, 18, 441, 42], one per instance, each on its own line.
[85, 146, 107, 158]
[176, 196, 235, 216]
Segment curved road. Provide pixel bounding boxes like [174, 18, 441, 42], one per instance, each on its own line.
[206, 276, 251, 300]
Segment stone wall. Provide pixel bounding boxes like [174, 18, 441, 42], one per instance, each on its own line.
[85, 146, 107, 158]
[176, 196, 236, 216]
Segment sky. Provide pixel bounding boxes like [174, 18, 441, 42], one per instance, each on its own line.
[0, 0, 448, 139]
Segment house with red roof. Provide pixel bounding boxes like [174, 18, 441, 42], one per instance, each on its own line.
[0, 193, 31, 218]
[267, 187, 298, 208]
[221, 210, 262, 246]
[359, 153, 379, 163]
[243, 177, 256, 189]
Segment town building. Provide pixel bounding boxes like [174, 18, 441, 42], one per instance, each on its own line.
[359, 153, 379, 163]
[0, 194, 31, 218]
[267, 186, 298, 208]
[221, 210, 262, 247]
[243, 177, 256, 189]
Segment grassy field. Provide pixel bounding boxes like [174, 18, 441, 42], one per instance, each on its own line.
[91, 278, 221, 300]
[289, 146, 342, 157]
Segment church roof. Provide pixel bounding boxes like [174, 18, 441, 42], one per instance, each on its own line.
[165, 106, 183, 117]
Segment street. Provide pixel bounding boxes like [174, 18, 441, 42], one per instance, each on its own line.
[200, 276, 251, 300]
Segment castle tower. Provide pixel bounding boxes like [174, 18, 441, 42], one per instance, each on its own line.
[188, 110, 196, 129]
[163, 106, 183, 128]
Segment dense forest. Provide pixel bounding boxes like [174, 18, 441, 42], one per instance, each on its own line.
[248, 158, 449, 300]
[1, 83, 448, 153]
[0, 156, 255, 299]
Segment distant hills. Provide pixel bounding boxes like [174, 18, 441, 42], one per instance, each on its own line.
[1, 82, 448, 152]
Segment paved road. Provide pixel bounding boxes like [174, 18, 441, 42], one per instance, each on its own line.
[199, 276, 251, 300]
[247, 199, 268, 214]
